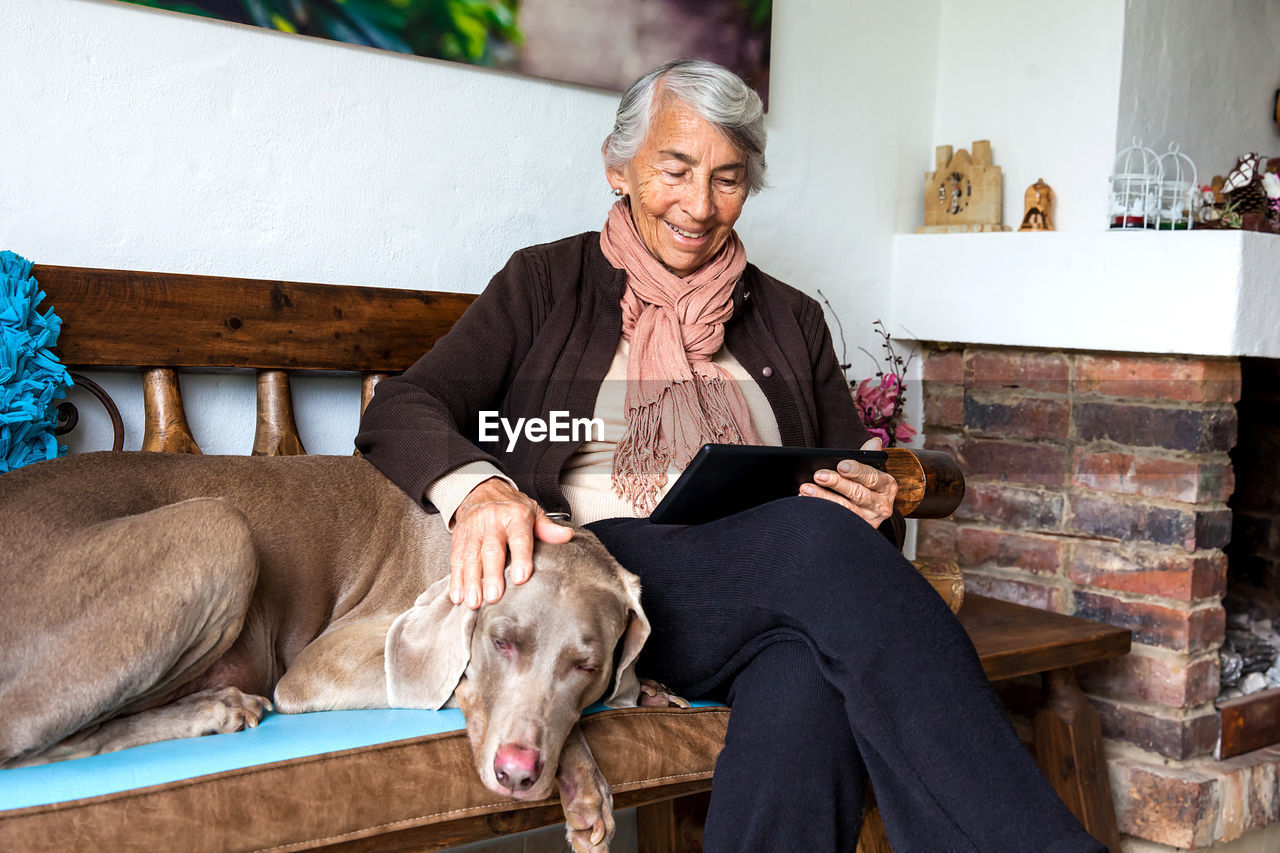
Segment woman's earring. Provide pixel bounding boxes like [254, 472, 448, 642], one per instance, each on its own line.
[612, 188, 624, 198]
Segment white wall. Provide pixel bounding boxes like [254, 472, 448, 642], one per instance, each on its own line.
[929, 0, 1126, 232]
[750, 1, 940, 377]
[1117, 0, 1280, 184]
[3, 0, 941, 454]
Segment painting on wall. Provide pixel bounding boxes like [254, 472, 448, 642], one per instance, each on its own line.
[118, 0, 771, 102]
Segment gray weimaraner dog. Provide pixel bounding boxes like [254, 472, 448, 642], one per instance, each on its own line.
[0, 451, 668, 853]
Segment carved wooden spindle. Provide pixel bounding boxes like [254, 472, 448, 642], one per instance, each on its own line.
[353, 373, 387, 458]
[360, 373, 387, 415]
[141, 368, 201, 454]
[252, 370, 306, 456]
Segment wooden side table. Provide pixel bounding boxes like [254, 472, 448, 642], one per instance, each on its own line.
[958, 595, 1132, 853]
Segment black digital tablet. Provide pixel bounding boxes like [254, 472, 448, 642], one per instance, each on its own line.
[648, 444, 888, 525]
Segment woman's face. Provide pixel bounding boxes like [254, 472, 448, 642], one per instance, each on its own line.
[607, 96, 749, 276]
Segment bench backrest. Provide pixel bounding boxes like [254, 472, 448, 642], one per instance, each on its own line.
[34, 265, 475, 454]
[35, 264, 964, 520]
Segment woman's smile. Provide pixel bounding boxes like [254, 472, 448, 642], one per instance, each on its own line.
[665, 220, 709, 240]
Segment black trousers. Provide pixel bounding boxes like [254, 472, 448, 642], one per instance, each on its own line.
[587, 497, 1106, 853]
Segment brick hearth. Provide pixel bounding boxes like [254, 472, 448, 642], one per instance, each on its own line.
[916, 344, 1253, 848]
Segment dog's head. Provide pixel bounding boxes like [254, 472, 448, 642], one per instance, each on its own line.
[384, 529, 649, 801]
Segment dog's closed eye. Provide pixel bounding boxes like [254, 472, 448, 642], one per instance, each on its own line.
[565, 642, 604, 677]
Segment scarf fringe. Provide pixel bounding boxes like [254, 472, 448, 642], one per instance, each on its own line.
[611, 375, 755, 514]
[612, 400, 670, 514]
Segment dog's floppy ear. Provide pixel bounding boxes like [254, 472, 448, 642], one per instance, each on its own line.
[385, 578, 479, 710]
[602, 568, 651, 708]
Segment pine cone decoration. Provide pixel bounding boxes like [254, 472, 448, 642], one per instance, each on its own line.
[1225, 178, 1269, 215]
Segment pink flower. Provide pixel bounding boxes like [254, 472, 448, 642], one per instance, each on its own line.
[856, 377, 912, 442]
[846, 320, 916, 447]
[855, 375, 903, 422]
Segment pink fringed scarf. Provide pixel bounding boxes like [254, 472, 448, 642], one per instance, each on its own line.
[599, 199, 761, 514]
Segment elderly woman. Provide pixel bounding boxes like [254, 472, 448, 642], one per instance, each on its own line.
[357, 60, 1104, 852]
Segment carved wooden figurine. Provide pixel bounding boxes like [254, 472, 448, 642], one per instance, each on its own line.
[1019, 179, 1055, 231]
[918, 140, 1010, 233]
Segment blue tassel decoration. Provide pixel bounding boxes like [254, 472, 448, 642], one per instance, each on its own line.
[0, 252, 73, 473]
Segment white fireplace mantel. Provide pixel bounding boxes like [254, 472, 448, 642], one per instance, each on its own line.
[889, 230, 1280, 358]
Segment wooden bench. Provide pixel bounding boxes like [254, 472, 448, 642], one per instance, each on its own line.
[1, 265, 1131, 852]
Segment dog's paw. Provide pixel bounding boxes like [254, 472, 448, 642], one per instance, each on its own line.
[638, 678, 690, 708]
[561, 784, 614, 853]
[181, 687, 273, 736]
[558, 756, 614, 853]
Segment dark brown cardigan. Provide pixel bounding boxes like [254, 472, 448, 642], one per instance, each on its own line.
[356, 232, 902, 543]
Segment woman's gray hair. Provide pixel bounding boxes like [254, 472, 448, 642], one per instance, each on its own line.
[603, 59, 767, 195]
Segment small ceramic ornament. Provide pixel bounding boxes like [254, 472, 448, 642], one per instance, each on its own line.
[1018, 179, 1054, 231]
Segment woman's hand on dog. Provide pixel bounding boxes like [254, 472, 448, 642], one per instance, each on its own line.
[451, 477, 573, 609]
[801, 436, 898, 529]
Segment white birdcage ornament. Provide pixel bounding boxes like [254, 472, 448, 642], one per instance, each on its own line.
[1154, 143, 1197, 230]
[1108, 139, 1162, 229]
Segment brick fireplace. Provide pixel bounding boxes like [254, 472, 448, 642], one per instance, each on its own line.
[887, 229, 1280, 849]
[911, 344, 1280, 849]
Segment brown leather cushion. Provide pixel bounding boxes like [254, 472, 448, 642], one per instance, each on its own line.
[0, 706, 728, 852]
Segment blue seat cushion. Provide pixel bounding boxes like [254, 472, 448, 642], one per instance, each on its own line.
[0, 709, 468, 810]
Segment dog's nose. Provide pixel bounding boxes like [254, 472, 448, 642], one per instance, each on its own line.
[493, 744, 543, 792]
